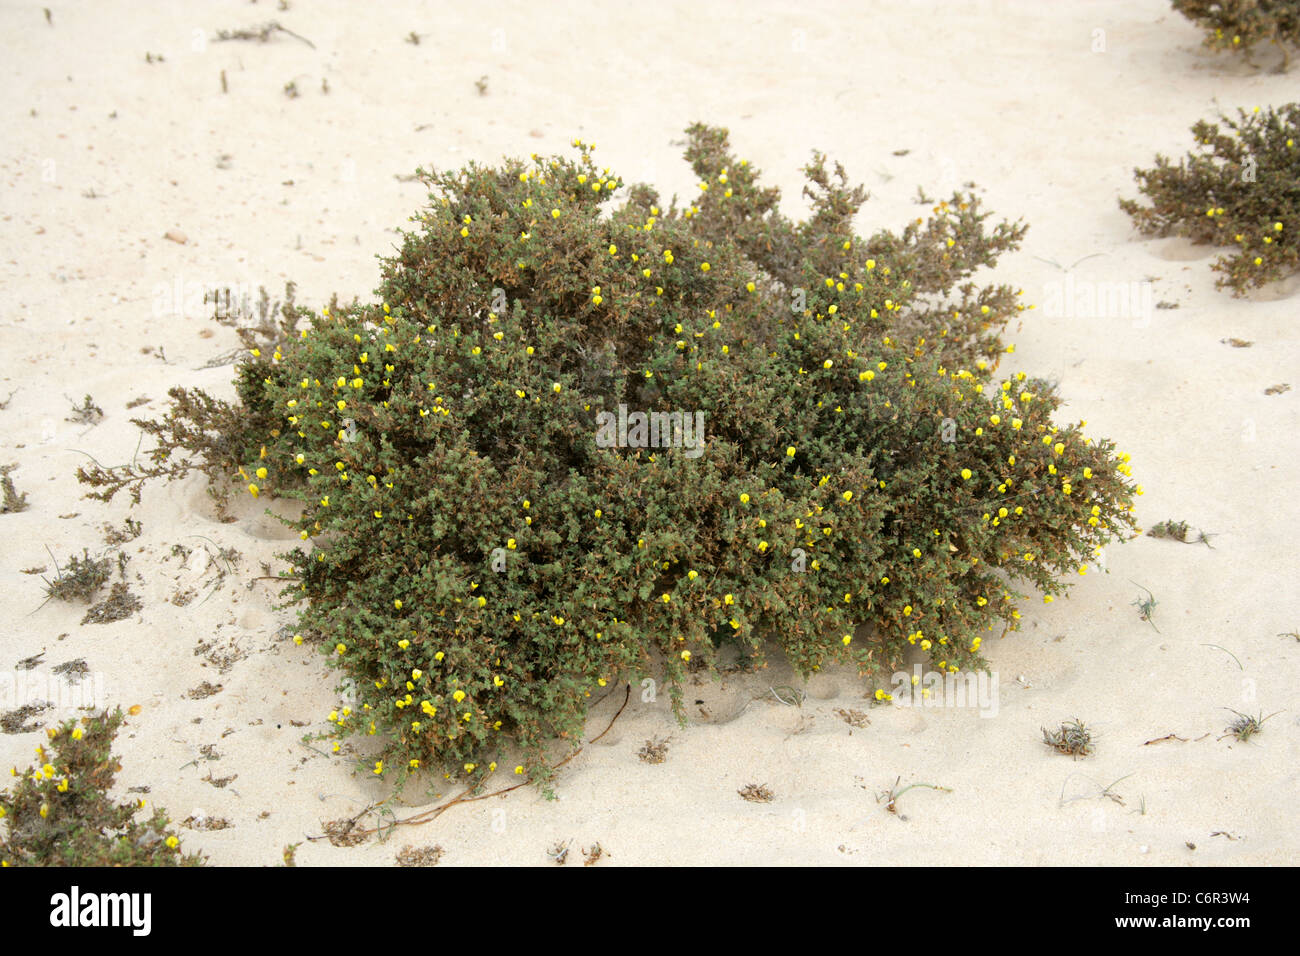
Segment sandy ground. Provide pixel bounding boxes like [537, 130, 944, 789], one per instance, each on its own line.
[1, 0, 1297, 866]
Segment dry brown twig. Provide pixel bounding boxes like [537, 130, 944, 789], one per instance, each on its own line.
[306, 683, 632, 843]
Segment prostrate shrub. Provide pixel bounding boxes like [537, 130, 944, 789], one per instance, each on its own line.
[1120, 104, 1300, 294]
[1172, 0, 1300, 70]
[0, 708, 204, 866]
[79, 126, 1139, 785]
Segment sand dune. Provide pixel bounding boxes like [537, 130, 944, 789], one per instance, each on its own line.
[1, 0, 1296, 865]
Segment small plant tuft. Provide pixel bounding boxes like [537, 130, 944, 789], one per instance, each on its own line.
[737, 783, 774, 803]
[1043, 718, 1094, 758]
[1223, 708, 1280, 742]
[0, 464, 28, 514]
[42, 550, 112, 604]
[1131, 582, 1160, 631]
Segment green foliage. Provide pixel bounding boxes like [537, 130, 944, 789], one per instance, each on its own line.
[1120, 104, 1300, 294]
[76, 283, 313, 511]
[78, 125, 1139, 785]
[1172, 0, 1300, 69]
[0, 708, 204, 866]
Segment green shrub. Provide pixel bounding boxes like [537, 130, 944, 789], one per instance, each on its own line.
[0, 708, 204, 866]
[78, 125, 1140, 786]
[1120, 104, 1300, 294]
[1172, 0, 1300, 70]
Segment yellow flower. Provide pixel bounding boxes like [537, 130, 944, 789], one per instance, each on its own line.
[786, 446, 796, 457]
[453, 690, 466, 703]
[681, 650, 691, 661]
[165, 836, 179, 849]
[335, 643, 347, 655]
[739, 493, 750, 504]
[373, 761, 384, 775]
[960, 468, 972, 480]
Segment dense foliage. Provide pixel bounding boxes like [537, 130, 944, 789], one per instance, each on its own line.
[79, 126, 1140, 785]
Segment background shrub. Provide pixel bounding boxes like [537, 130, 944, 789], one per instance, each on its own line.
[0, 708, 204, 866]
[1172, 0, 1300, 70]
[1120, 103, 1300, 294]
[80, 126, 1139, 785]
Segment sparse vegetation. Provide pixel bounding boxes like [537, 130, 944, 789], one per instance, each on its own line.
[876, 775, 952, 815]
[41, 549, 112, 604]
[1, 464, 28, 514]
[637, 737, 670, 764]
[738, 783, 774, 803]
[66, 394, 103, 426]
[80, 581, 142, 625]
[395, 844, 443, 866]
[1043, 718, 1094, 758]
[0, 708, 204, 866]
[1131, 583, 1160, 631]
[1223, 708, 1280, 742]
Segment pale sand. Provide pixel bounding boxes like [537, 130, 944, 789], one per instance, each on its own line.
[1, 0, 1296, 866]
